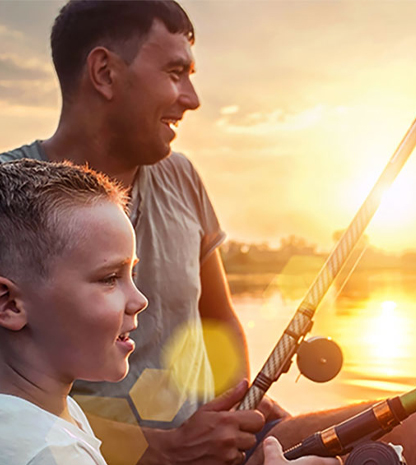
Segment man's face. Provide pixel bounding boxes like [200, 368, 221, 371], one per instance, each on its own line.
[22, 202, 148, 383]
[113, 19, 200, 165]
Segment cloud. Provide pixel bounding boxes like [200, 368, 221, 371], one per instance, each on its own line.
[220, 105, 239, 115]
[215, 105, 345, 135]
[0, 54, 57, 108]
[0, 53, 52, 81]
[0, 24, 24, 41]
[0, 80, 58, 108]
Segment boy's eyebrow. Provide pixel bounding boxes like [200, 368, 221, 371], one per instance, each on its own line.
[98, 257, 139, 271]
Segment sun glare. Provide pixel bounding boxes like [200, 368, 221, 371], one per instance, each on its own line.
[345, 168, 416, 250]
[374, 179, 415, 228]
[381, 300, 397, 315]
[368, 300, 403, 361]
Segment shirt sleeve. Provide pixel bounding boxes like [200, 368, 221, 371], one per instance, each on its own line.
[180, 154, 226, 264]
[0, 141, 47, 163]
[196, 179, 226, 264]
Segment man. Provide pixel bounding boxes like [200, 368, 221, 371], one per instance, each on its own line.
[2, 1, 416, 465]
[0, 1, 278, 464]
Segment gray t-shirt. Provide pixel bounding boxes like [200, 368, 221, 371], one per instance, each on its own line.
[0, 142, 226, 428]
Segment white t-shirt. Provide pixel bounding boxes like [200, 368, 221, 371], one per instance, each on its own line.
[0, 394, 107, 465]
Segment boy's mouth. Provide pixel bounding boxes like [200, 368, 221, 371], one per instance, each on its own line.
[117, 332, 130, 342]
[116, 330, 136, 353]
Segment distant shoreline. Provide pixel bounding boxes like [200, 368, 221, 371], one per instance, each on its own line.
[222, 239, 416, 278]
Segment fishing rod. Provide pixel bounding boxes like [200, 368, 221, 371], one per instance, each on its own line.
[238, 118, 416, 411]
[284, 387, 416, 463]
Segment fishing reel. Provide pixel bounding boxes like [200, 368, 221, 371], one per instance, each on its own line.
[345, 442, 406, 465]
[296, 336, 343, 383]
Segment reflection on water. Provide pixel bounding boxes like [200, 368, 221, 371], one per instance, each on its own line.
[232, 270, 416, 414]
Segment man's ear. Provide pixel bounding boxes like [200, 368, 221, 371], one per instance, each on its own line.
[0, 277, 27, 331]
[87, 46, 121, 101]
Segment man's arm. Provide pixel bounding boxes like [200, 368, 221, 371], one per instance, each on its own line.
[380, 413, 416, 465]
[199, 248, 250, 385]
[198, 249, 291, 422]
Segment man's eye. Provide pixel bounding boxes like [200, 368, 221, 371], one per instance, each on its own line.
[169, 69, 182, 80]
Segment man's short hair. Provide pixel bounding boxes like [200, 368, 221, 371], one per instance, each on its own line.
[51, 0, 194, 98]
[0, 159, 128, 282]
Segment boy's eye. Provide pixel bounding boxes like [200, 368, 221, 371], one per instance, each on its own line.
[101, 274, 119, 286]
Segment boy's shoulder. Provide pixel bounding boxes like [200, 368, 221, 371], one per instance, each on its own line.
[0, 394, 104, 465]
[0, 141, 46, 163]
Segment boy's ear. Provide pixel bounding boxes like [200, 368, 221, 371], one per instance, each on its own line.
[0, 277, 27, 331]
[87, 46, 119, 101]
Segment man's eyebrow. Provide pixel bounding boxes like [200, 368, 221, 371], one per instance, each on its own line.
[166, 58, 196, 73]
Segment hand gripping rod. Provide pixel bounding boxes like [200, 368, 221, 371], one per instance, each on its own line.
[238, 119, 416, 411]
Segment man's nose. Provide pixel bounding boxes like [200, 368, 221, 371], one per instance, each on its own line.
[179, 80, 200, 111]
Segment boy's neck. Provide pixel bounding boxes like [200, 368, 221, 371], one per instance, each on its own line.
[0, 357, 77, 426]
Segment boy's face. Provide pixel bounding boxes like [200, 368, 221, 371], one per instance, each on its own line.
[22, 201, 147, 383]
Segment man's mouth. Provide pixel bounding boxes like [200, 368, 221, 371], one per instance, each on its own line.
[161, 118, 180, 130]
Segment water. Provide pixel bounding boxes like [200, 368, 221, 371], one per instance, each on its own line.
[231, 270, 416, 415]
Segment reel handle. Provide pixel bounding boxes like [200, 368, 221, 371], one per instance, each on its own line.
[345, 442, 405, 465]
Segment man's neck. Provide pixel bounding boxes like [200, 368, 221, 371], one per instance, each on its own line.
[42, 131, 139, 188]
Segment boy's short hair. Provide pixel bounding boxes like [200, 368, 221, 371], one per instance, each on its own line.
[51, 0, 194, 98]
[0, 159, 128, 282]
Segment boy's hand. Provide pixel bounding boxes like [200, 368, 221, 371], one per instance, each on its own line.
[142, 379, 265, 465]
[263, 437, 341, 465]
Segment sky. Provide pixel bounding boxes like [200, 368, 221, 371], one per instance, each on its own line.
[2, 1, 416, 252]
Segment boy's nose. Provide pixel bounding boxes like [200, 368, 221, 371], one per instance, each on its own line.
[127, 285, 148, 316]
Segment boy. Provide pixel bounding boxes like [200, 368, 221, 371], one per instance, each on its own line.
[0, 159, 148, 464]
[0, 159, 338, 465]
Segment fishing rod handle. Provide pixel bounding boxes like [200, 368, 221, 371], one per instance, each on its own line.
[238, 307, 313, 410]
[284, 396, 408, 460]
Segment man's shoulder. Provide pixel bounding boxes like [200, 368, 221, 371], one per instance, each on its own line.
[159, 151, 194, 170]
[0, 141, 44, 163]
[154, 151, 201, 180]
